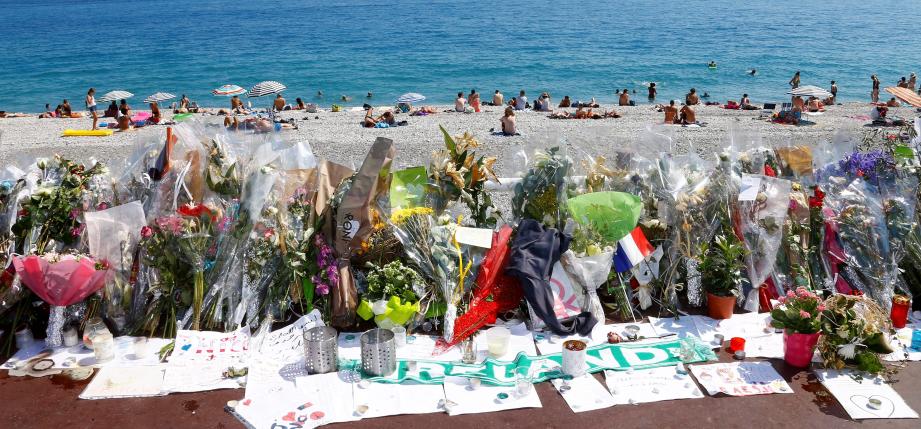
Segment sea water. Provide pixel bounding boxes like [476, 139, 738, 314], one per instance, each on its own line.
[0, 0, 919, 112]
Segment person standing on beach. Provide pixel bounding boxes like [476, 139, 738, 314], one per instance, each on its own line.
[910, 73, 917, 91]
[648, 83, 657, 100]
[515, 90, 527, 110]
[85, 88, 98, 130]
[789, 71, 801, 89]
[469, 89, 481, 112]
[619, 89, 630, 106]
[830, 81, 837, 102]
[871, 75, 880, 103]
[492, 90, 503, 106]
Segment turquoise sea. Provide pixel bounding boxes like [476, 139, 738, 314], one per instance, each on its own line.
[1, 0, 919, 112]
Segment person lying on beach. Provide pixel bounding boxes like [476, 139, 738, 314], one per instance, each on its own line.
[723, 100, 740, 109]
[559, 96, 572, 108]
[886, 97, 901, 107]
[500, 107, 517, 135]
[38, 104, 56, 118]
[362, 108, 396, 127]
[685, 89, 700, 105]
[602, 109, 621, 118]
[410, 106, 438, 116]
[679, 104, 696, 124]
[455, 92, 467, 112]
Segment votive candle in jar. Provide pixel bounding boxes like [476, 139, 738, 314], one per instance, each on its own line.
[561, 340, 587, 377]
[92, 332, 115, 363]
[891, 295, 911, 329]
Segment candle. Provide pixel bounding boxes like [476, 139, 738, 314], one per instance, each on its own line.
[92, 332, 115, 363]
[729, 337, 746, 353]
[62, 326, 79, 347]
[561, 340, 587, 377]
[891, 295, 910, 329]
[485, 327, 510, 358]
[391, 326, 407, 348]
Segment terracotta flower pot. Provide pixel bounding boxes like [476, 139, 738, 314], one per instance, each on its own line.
[706, 293, 736, 319]
[783, 330, 821, 367]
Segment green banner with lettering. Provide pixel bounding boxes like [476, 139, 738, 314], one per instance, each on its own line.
[343, 337, 716, 386]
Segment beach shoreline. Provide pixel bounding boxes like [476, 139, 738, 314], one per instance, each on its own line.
[1, 103, 916, 175]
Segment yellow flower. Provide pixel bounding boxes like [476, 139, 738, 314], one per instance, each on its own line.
[445, 162, 467, 189]
[390, 207, 434, 224]
[454, 132, 479, 152]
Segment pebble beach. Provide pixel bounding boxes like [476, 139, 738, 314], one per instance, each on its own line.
[0, 103, 914, 176]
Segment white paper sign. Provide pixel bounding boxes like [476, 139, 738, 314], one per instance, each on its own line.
[690, 361, 792, 396]
[442, 376, 541, 416]
[649, 316, 702, 339]
[352, 381, 445, 419]
[454, 227, 494, 248]
[604, 365, 704, 404]
[883, 326, 921, 362]
[234, 372, 357, 429]
[738, 175, 762, 201]
[815, 369, 919, 419]
[170, 327, 250, 363]
[260, 310, 324, 365]
[162, 361, 245, 393]
[79, 365, 166, 399]
[551, 374, 616, 412]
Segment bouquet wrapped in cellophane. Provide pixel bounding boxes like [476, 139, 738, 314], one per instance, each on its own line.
[735, 174, 791, 311]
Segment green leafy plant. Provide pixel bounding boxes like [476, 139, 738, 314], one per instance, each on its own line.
[818, 294, 894, 374]
[698, 234, 746, 298]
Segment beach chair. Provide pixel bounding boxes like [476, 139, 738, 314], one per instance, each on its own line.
[759, 103, 776, 119]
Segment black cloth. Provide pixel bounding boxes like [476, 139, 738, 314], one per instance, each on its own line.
[505, 219, 597, 336]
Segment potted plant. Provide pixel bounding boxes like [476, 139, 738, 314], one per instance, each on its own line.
[699, 234, 745, 319]
[770, 287, 823, 367]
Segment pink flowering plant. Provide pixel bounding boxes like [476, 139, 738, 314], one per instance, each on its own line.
[770, 286, 824, 334]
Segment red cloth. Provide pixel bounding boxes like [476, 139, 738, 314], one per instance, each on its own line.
[434, 225, 523, 353]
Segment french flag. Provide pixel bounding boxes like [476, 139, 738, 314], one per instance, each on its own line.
[613, 227, 654, 272]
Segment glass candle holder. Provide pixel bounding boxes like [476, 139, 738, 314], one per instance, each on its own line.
[729, 337, 746, 353]
[891, 295, 910, 329]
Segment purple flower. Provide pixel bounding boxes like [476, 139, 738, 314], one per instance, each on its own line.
[315, 283, 330, 295]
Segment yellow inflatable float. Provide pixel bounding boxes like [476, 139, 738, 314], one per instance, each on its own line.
[62, 129, 113, 137]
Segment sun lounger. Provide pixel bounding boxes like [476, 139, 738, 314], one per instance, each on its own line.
[759, 103, 776, 119]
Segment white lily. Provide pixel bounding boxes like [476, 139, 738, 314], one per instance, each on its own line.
[837, 341, 862, 360]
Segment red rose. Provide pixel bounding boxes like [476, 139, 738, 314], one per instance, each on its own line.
[178, 203, 212, 218]
[763, 164, 776, 177]
[140, 226, 153, 239]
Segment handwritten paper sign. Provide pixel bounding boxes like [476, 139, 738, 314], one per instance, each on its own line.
[551, 375, 616, 412]
[604, 366, 704, 405]
[690, 361, 792, 396]
[233, 372, 358, 429]
[3, 336, 171, 369]
[170, 327, 251, 363]
[260, 310, 324, 365]
[815, 369, 919, 420]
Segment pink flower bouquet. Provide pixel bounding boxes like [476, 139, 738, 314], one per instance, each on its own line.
[12, 254, 111, 347]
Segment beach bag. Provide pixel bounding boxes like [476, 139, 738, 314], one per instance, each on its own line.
[305, 103, 318, 113]
[331, 104, 342, 112]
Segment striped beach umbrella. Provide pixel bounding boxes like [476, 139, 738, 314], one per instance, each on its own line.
[212, 84, 247, 97]
[787, 85, 832, 99]
[143, 92, 176, 103]
[98, 90, 134, 103]
[247, 81, 286, 98]
[396, 93, 426, 103]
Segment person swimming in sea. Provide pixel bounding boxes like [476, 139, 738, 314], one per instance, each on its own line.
[708, 61, 717, 68]
[367, 91, 373, 98]
[648, 82, 657, 100]
[748, 69, 757, 76]
[316, 90, 323, 98]
[702, 92, 710, 98]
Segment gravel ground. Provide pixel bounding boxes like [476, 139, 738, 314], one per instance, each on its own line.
[1, 103, 916, 177]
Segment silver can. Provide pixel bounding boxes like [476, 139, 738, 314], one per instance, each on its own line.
[360, 328, 396, 376]
[303, 326, 339, 374]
